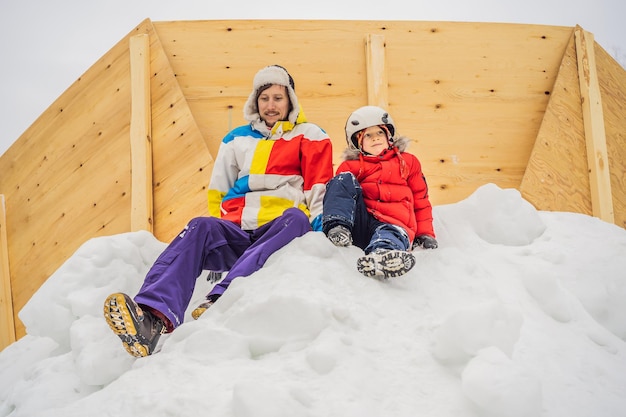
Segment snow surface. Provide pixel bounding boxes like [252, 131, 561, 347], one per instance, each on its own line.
[1, 183, 625, 417]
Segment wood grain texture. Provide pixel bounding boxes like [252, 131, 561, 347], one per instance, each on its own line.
[595, 43, 626, 229]
[575, 28, 614, 222]
[0, 195, 15, 347]
[130, 34, 153, 232]
[520, 31, 592, 214]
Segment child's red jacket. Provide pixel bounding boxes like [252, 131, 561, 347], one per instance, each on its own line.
[335, 137, 435, 242]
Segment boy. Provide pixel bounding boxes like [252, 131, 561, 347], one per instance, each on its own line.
[322, 106, 437, 278]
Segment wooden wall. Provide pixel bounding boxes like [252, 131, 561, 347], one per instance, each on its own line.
[0, 19, 624, 348]
[520, 27, 626, 228]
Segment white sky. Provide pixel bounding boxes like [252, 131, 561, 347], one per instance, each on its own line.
[0, 0, 624, 156]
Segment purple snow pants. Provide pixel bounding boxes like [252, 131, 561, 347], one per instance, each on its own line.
[134, 207, 311, 329]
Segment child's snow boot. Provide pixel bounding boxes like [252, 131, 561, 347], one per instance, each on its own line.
[327, 225, 353, 247]
[357, 249, 416, 279]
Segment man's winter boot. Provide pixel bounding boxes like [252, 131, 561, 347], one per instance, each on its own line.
[357, 249, 416, 279]
[191, 294, 221, 320]
[103, 293, 166, 357]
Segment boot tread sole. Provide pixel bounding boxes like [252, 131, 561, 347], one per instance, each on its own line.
[357, 250, 416, 279]
[103, 293, 149, 358]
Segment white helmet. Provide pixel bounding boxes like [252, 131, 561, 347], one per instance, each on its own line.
[345, 106, 396, 150]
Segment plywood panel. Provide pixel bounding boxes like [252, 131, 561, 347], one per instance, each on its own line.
[149, 23, 214, 241]
[1, 27, 142, 338]
[152, 20, 369, 173]
[387, 22, 572, 202]
[0, 18, 215, 339]
[520, 33, 591, 213]
[152, 20, 573, 204]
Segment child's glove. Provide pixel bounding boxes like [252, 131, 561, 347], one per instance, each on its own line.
[413, 234, 438, 250]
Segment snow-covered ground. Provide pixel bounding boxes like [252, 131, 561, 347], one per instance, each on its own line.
[1, 183, 625, 417]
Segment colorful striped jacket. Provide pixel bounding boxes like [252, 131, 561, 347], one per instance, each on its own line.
[207, 119, 333, 231]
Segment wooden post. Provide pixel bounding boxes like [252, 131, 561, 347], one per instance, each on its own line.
[366, 34, 389, 109]
[0, 194, 16, 350]
[129, 34, 153, 232]
[575, 27, 614, 223]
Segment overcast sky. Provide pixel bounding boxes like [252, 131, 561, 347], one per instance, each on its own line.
[0, 0, 624, 156]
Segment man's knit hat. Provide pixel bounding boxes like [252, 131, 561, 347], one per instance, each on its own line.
[243, 65, 299, 125]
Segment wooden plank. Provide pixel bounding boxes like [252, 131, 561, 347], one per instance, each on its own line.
[0, 195, 16, 350]
[130, 34, 153, 232]
[594, 42, 626, 229]
[366, 34, 388, 108]
[575, 27, 614, 222]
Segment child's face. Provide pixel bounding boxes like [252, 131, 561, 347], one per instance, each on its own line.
[360, 126, 388, 155]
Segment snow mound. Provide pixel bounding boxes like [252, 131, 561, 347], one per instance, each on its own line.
[1, 184, 626, 417]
